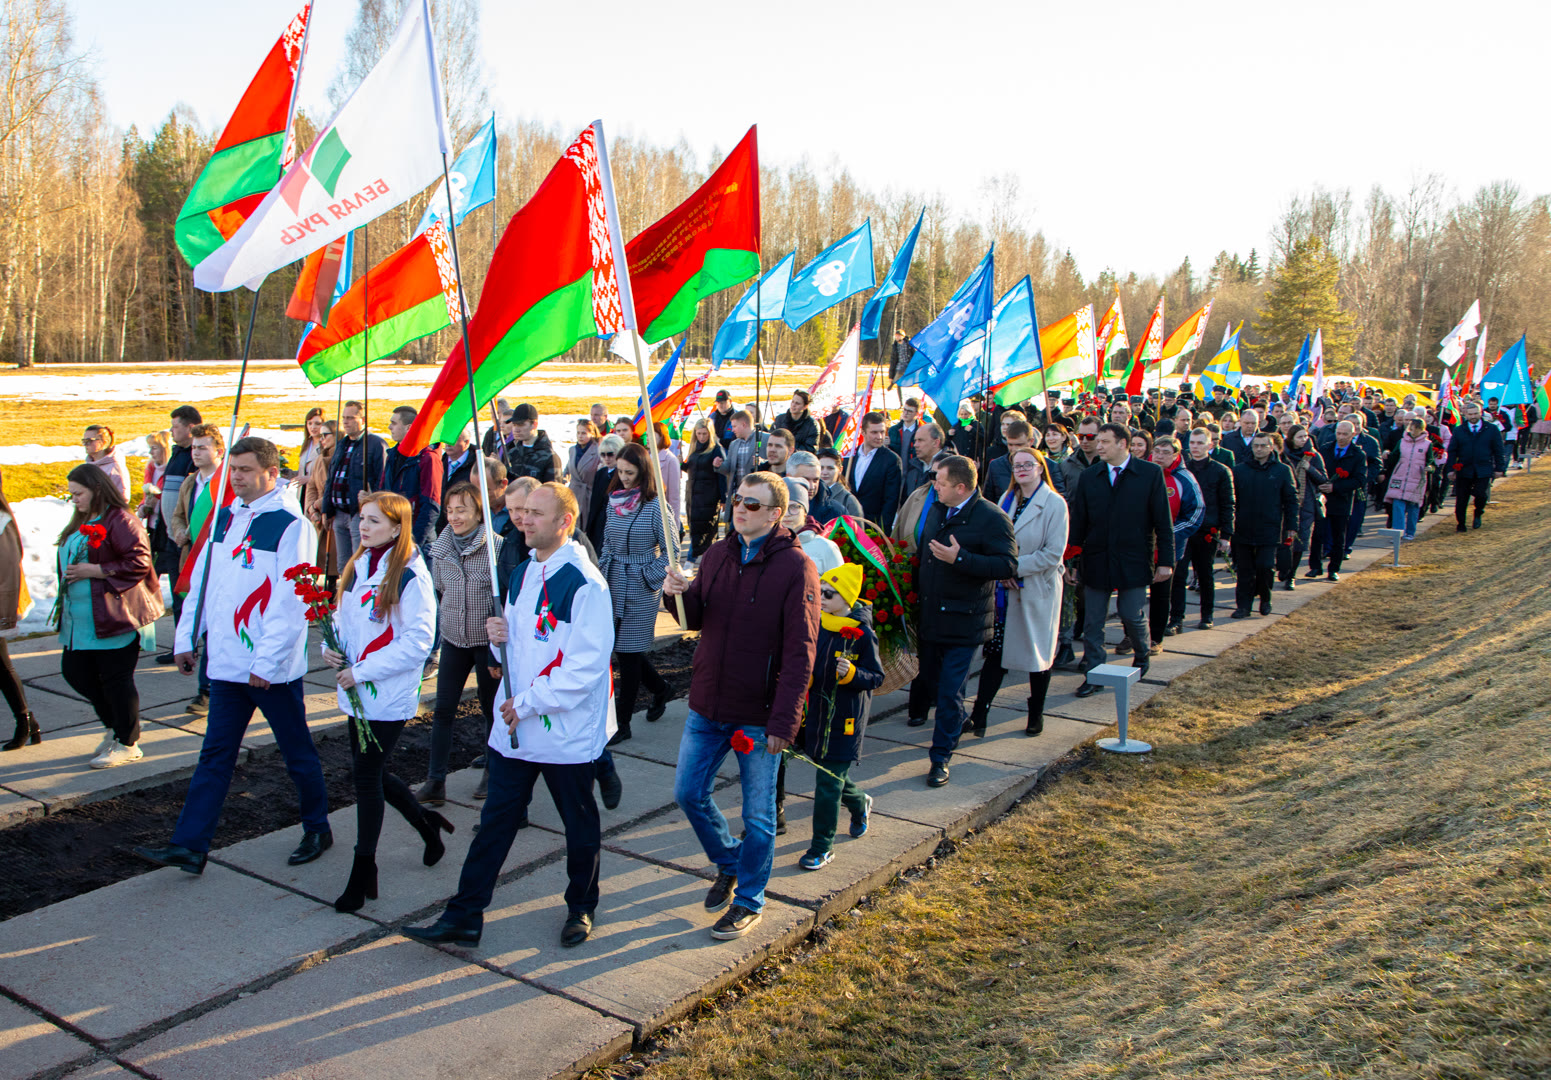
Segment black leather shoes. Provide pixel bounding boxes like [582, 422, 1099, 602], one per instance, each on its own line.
[561, 911, 593, 948]
[288, 831, 333, 866]
[133, 843, 207, 875]
[926, 763, 950, 787]
[403, 919, 481, 947]
[646, 690, 670, 722]
[597, 765, 623, 810]
[1231, 608, 1252, 619]
[155, 651, 176, 664]
[1074, 681, 1104, 698]
[906, 716, 927, 727]
[1326, 572, 1340, 582]
[1259, 597, 1272, 615]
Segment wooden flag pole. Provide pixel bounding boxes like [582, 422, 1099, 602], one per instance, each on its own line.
[436, 151, 518, 742]
[592, 120, 685, 625]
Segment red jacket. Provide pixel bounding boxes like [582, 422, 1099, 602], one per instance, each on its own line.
[666, 525, 819, 741]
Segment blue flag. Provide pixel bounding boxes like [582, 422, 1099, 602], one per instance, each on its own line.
[295, 230, 355, 359]
[1288, 333, 1312, 398]
[902, 248, 995, 386]
[413, 114, 498, 237]
[1479, 334, 1533, 405]
[782, 220, 876, 329]
[860, 208, 924, 341]
[711, 252, 795, 369]
[634, 337, 685, 427]
[980, 277, 1042, 389]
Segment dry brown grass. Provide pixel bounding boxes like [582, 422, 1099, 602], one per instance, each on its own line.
[618, 471, 1551, 1080]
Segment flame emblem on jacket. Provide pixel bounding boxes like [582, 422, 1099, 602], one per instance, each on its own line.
[234, 578, 271, 652]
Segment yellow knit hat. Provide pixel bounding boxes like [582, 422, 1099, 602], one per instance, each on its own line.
[821, 562, 863, 608]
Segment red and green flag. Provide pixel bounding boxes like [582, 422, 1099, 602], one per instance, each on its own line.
[1121, 295, 1164, 396]
[624, 126, 760, 342]
[174, 5, 310, 269]
[174, 478, 239, 595]
[1534, 364, 1551, 418]
[402, 125, 627, 454]
[296, 221, 461, 386]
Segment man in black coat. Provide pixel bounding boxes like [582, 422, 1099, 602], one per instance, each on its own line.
[911, 455, 1017, 787]
[1444, 401, 1508, 531]
[1067, 423, 1175, 696]
[844, 412, 902, 531]
[1177, 427, 1235, 630]
[902, 421, 944, 497]
[772, 390, 821, 454]
[1315, 421, 1367, 581]
[503, 403, 556, 483]
[887, 397, 921, 460]
[1219, 409, 1259, 464]
[1230, 433, 1297, 614]
[436, 424, 479, 533]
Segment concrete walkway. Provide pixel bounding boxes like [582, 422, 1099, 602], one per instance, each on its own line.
[0, 490, 1505, 1080]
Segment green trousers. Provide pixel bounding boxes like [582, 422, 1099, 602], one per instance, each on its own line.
[809, 757, 867, 856]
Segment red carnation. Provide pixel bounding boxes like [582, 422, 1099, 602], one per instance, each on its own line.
[839, 626, 863, 641]
[1452, 462, 1464, 473]
[905, 591, 918, 603]
[892, 604, 903, 615]
[730, 730, 756, 755]
[80, 523, 107, 549]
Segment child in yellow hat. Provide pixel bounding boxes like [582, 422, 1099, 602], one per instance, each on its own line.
[800, 562, 883, 871]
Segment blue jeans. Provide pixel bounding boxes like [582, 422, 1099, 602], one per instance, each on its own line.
[916, 641, 978, 766]
[673, 709, 781, 913]
[171, 678, 329, 853]
[1389, 500, 1419, 536]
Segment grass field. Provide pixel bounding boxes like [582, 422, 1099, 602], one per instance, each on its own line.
[615, 471, 1551, 1080]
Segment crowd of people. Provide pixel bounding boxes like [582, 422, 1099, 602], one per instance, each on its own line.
[0, 371, 1536, 948]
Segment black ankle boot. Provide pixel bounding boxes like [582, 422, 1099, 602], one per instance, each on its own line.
[333, 853, 378, 913]
[968, 705, 989, 737]
[1, 711, 39, 751]
[416, 809, 455, 867]
[1025, 701, 1043, 737]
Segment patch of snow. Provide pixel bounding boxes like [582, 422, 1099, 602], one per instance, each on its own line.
[0, 445, 89, 466]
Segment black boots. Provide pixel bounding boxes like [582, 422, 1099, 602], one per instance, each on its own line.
[334, 853, 379, 913]
[416, 809, 455, 867]
[2, 711, 39, 751]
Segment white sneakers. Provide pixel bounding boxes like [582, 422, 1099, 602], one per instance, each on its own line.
[90, 741, 143, 769]
[94, 731, 116, 757]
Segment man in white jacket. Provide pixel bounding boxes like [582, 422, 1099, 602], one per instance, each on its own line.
[407, 482, 615, 949]
[134, 437, 330, 875]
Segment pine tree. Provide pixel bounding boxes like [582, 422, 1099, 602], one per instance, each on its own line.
[1244, 248, 1261, 285]
[1252, 237, 1356, 371]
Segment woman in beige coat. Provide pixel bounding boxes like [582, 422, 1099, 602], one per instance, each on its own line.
[968, 446, 1068, 737]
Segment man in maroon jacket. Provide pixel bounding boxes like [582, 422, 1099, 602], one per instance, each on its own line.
[664, 471, 820, 941]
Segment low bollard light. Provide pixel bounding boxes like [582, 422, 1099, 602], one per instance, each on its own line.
[1086, 663, 1149, 754]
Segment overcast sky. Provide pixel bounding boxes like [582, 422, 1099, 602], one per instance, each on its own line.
[73, 0, 1547, 280]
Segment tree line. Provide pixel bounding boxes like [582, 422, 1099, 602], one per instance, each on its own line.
[5, 0, 1549, 383]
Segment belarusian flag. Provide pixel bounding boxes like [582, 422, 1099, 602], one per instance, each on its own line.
[402, 124, 626, 453]
[295, 221, 461, 386]
[992, 303, 1094, 403]
[1122, 296, 1165, 395]
[174, 478, 239, 595]
[193, 0, 451, 292]
[1535, 365, 1551, 419]
[174, 5, 311, 268]
[625, 126, 760, 342]
[287, 235, 351, 326]
[837, 372, 876, 457]
[808, 323, 861, 416]
[1096, 292, 1127, 375]
[1157, 299, 1213, 375]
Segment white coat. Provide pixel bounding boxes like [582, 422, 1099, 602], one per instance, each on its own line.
[999, 480, 1069, 673]
[331, 549, 436, 721]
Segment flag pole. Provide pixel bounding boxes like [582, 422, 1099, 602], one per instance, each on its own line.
[361, 223, 372, 494]
[593, 120, 685, 625]
[187, 279, 263, 652]
[436, 153, 518, 741]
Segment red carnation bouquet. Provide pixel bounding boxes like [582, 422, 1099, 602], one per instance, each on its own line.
[80, 523, 107, 550]
[285, 562, 377, 749]
[819, 516, 918, 659]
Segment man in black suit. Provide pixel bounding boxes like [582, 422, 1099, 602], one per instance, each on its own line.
[1444, 401, 1508, 531]
[1316, 421, 1367, 580]
[1219, 409, 1259, 464]
[902, 421, 944, 497]
[844, 412, 902, 531]
[1067, 422, 1175, 696]
[912, 455, 1017, 787]
[888, 397, 921, 460]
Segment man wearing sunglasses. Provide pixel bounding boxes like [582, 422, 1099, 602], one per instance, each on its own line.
[663, 473, 820, 941]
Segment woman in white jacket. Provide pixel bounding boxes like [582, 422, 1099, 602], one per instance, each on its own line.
[322, 491, 452, 913]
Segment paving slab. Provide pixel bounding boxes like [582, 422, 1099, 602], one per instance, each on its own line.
[0, 722, 223, 812]
[0, 995, 96, 1080]
[60, 1063, 137, 1080]
[474, 857, 813, 1035]
[215, 799, 566, 924]
[0, 861, 369, 1044]
[1128, 650, 1215, 685]
[124, 936, 632, 1080]
[27, 667, 196, 713]
[443, 753, 684, 836]
[603, 702, 741, 781]
[1143, 626, 1263, 658]
[777, 740, 1039, 834]
[16, 682, 102, 734]
[871, 705, 1094, 773]
[0, 786, 44, 826]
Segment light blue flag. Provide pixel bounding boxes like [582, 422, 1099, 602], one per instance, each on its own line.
[413, 114, 498, 237]
[1479, 334, 1533, 405]
[295, 230, 355, 358]
[1288, 333, 1312, 398]
[980, 277, 1042, 389]
[782, 220, 876, 329]
[901, 248, 996, 386]
[1196, 326, 1244, 398]
[710, 252, 795, 369]
[860, 208, 924, 341]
